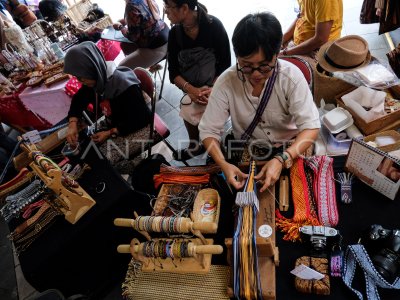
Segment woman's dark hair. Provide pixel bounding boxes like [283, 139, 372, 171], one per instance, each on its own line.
[163, 0, 210, 22]
[232, 12, 282, 61]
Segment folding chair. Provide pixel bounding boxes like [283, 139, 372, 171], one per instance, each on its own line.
[133, 67, 188, 165]
[149, 54, 168, 101]
[280, 55, 314, 91]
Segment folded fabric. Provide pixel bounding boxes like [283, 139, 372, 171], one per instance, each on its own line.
[341, 86, 386, 122]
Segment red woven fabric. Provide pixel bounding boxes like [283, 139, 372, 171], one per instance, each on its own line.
[96, 39, 122, 61]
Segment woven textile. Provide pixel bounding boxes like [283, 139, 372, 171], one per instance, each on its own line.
[122, 261, 230, 300]
[276, 157, 320, 241]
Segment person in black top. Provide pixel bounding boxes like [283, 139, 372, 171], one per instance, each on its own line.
[64, 41, 151, 171]
[164, 0, 231, 161]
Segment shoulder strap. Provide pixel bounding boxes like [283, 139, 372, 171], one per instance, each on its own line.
[240, 63, 279, 141]
[145, 0, 160, 21]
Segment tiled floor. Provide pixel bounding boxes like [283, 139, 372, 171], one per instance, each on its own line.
[0, 0, 393, 299]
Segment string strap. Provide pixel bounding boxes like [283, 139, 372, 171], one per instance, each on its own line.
[241, 64, 279, 141]
[343, 244, 400, 300]
[337, 172, 354, 204]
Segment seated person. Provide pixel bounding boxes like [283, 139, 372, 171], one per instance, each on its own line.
[114, 0, 169, 69]
[163, 0, 231, 160]
[199, 12, 320, 192]
[280, 0, 343, 59]
[64, 41, 152, 173]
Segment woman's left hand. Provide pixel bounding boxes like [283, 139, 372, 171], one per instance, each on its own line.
[254, 158, 283, 192]
[91, 130, 111, 144]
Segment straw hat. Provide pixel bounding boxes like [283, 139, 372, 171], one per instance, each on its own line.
[317, 35, 371, 73]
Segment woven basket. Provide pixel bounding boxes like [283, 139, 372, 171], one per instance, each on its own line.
[313, 66, 354, 106]
[192, 188, 220, 233]
[336, 87, 400, 135]
[364, 130, 400, 152]
[77, 15, 113, 33]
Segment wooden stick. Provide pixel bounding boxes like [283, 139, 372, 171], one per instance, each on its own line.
[279, 175, 289, 211]
[117, 242, 223, 256]
[113, 217, 217, 233]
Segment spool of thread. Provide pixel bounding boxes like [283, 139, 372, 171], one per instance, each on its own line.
[334, 132, 348, 141]
[345, 125, 363, 139]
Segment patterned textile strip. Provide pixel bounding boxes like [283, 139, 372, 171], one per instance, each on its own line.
[153, 174, 210, 189]
[305, 156, 338, 227]
[159, 163, 221, 175]
[241, 64, 279, 141]
[276, 157, 320, 241]
[343, 244, 400, 300]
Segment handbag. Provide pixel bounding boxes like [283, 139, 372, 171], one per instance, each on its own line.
[379, 0, 400, 34]
[178, 46, 216, 87]
[360, 0, 380, 24]
[179, 94, 207, 126]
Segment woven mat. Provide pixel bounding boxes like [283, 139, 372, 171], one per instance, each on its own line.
[122, 260, 230, 300]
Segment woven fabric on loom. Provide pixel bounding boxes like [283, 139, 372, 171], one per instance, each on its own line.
[122, 260, 230, 300]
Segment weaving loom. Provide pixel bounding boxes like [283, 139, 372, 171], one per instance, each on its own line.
[226, 161, 279, 300]
[19, 141, 95, 224]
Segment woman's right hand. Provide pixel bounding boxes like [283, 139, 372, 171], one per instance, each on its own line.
[66, 122, 79, 146]
[221, 161, 248, 190]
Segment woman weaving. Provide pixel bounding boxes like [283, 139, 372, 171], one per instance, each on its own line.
[65, 41, 151, 172]
[199, 12, 321, 192]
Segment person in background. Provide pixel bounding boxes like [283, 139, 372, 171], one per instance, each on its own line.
[113, 0, 169, 69]
[280, 0, 343, 59]
[38, 0, 66, 22]
[64, 41, 152, 172]
[199, 12, 320, 191]
[164, 0, 231, 161]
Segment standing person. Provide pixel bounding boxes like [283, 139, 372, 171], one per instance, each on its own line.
[199, 12, 320, 192]
[163, 0, 231, 161]
[113, 0, 169, 69]
[280, 0, 343, 59]
[64, 42, 152, 173]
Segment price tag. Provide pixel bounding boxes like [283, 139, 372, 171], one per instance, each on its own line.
[291, 264, 325, 280]
[22, 130, 41, 144]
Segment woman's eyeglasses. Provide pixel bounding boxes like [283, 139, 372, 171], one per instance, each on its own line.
[236, 62, 275, 75]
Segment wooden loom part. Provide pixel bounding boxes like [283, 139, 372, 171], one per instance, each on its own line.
[226, 162, 279, 300]
[117, 238, 221, 274]
[30, 163, 95, 224]
[21, 141, 95, 224]
[279, 175, 289, 211]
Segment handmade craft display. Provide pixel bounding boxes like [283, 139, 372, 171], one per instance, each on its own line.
[115, 181, 223, 274]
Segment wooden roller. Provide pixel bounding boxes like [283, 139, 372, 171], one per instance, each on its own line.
[117, 242, 223, 256]
[114, 217, 217, 234]
[279, 175, 289, 212]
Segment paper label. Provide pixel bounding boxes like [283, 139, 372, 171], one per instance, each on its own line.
[258, 224, 272, 238]
[290, 264, 325, 280]
[22, 130, 41, 144]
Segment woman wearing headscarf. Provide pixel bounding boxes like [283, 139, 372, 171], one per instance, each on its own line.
[64, 41, 152, 171]
[113, 0, 169, 69]
[163, 0, 231, 161]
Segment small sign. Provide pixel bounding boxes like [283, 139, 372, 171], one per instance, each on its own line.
[258, 224, 273, 238]
[291, 264, 325, 280]
[22, 130, 41, 144]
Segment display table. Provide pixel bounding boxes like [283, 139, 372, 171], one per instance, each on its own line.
[16, 147, 152, 298]
[0, 85, 51, 130]
[19, 79, 71, 127]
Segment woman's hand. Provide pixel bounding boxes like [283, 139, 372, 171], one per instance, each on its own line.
[66, 122, 79, 146]
[221, 161, 248, 190]
[188, 86, 212, 105]
[254, 158, 283, 192]
[113, 22, 123, 30]
[91, 130, 111, 144]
